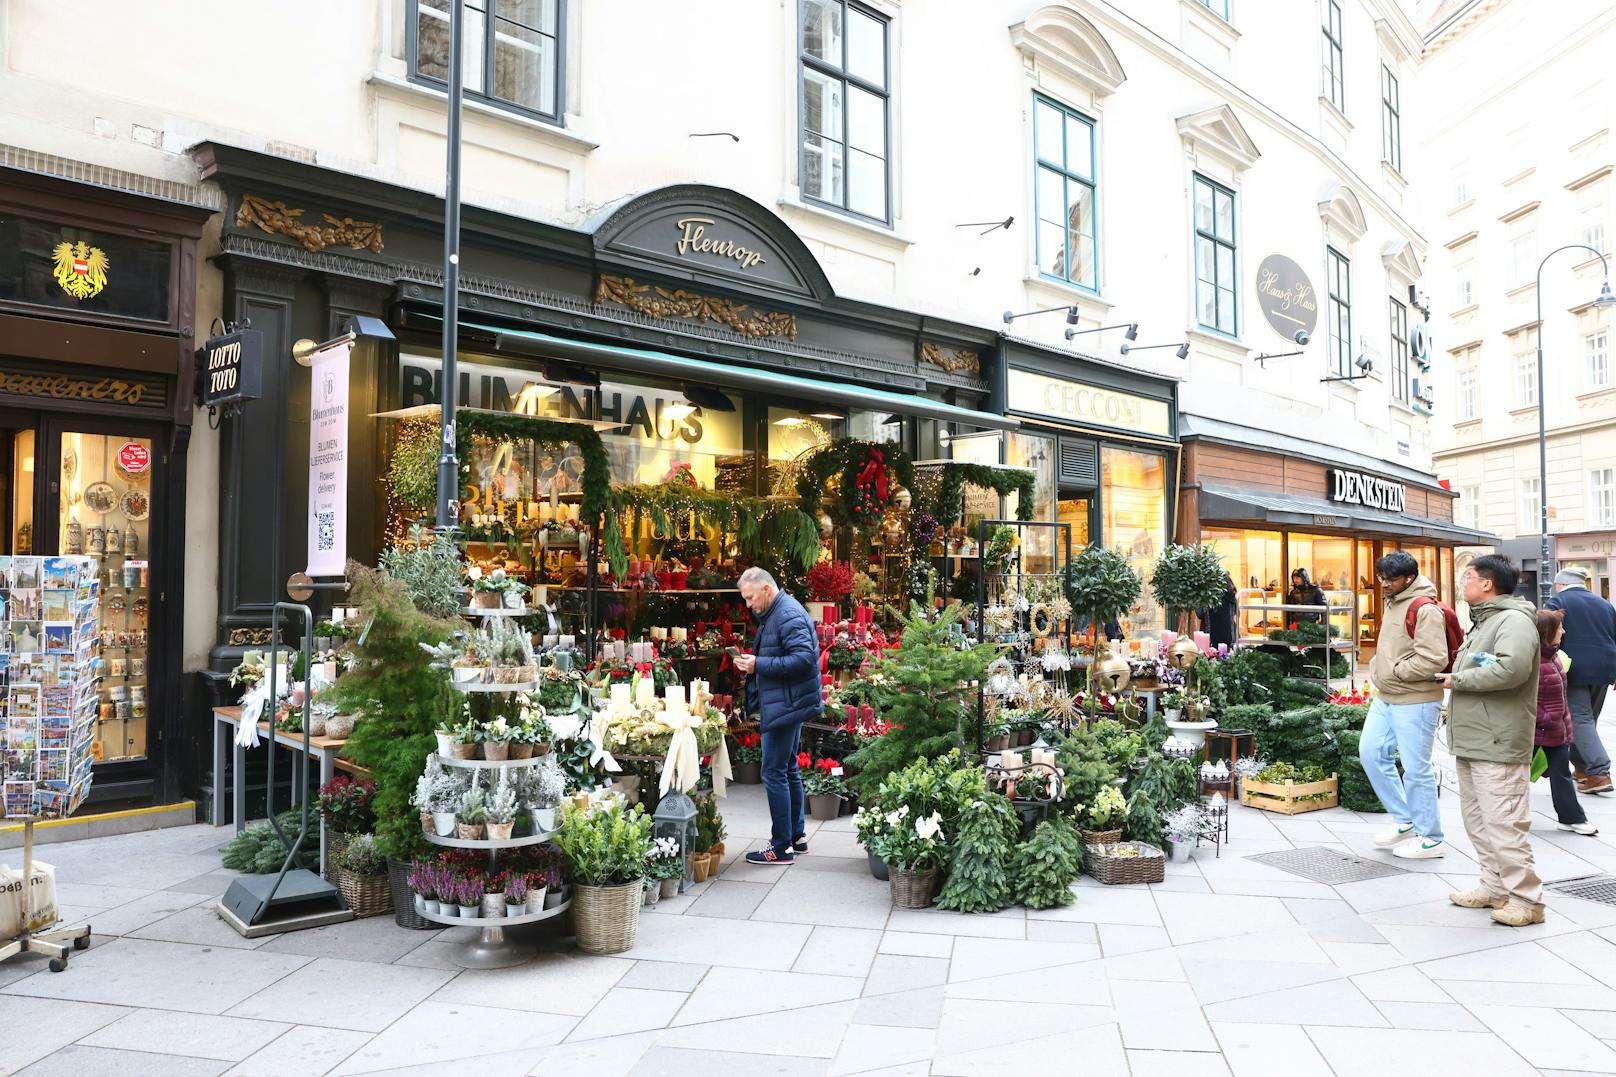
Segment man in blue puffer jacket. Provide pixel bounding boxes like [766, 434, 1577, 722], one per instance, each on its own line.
[1546, 567, 1616, 795]
[735, 567, 823, 865]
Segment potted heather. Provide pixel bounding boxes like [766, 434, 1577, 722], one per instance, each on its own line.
[805, 560, 855, 623]
[731, 732, 762, 785]
[524, 869, 548, 913]
[554, 801, 654, 954]
[506, 875, 528, 917]
[542, 864, 566, 909]
[457, 876, 484, 919]
[408, 862, 439, 916]
[481, 871, 508, 918]
[456, 786, 487, 841]
[804, 758, 849, 820]
[485, 779, 518, 841]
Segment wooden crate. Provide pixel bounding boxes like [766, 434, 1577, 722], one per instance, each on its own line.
[1240, 774, 1339, 815]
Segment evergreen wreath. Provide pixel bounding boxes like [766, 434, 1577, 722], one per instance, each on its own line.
[927, 463, 1038, 526]
[796, 438, 916, 533]
[608, 483, 820, 581]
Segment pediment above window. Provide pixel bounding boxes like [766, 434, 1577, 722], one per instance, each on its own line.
[1175, 104, 1260, 171]
[1382, 239, 1423, 284]
[1318, 180, 1367, 242]
[1010, 6, 1126, 98]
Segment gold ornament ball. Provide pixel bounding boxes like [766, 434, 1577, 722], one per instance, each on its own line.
[892, 485, 912, 511]
[1169, 636, 1201, 671]
[1098, 650, 1132, 692]
[816, 512, 835, 538]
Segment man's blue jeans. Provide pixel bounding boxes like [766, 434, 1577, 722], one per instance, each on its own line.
[1359, 697, 1444, 841]
[761, 723, 805, 851]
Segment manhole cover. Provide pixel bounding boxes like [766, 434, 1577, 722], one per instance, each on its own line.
[1247, 846, 1408, 885]
[1545, 874, 1616, 905]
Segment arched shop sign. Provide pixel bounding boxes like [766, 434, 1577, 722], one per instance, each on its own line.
[1254, 254, 1320, 341]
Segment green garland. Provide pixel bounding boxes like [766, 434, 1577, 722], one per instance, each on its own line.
[927, 463, 1037, 525]
[608, 484, 820, 581]
[796, 438, 916, 532]
[452, 410, 613, 529]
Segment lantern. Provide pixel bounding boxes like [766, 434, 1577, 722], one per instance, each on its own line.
[653, 790, 699, 892]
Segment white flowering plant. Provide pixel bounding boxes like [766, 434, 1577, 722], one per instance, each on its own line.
[870, 809, 945, 870]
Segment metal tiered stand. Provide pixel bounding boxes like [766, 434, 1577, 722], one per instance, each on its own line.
[0, 819, 91, 972]
[418, 601, 570, 969]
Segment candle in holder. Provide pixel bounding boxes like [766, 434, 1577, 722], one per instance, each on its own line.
[1031, 748, 1054, 768]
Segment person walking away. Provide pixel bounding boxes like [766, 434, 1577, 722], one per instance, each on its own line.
[1536, 609, 1597, 835]
[1288, 569, 1327, 624]
[734, 568, 823, 865]
[1438, 555, 1546, 926]
[1200, 571, 1239, 652]
[1362, 552, 1454, 858]
[1545, 567, 1616, 795]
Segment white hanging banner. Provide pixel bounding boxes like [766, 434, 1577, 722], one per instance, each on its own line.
[306, 342, 352, 577]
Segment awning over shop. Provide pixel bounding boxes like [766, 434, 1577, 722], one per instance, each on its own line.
[458, 318, 1020, 433]
[1197, 483, 1500, 545]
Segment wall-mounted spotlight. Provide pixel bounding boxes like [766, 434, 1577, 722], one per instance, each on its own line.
[1003, 304, 1079, 326]
[1065, 321, 1139, 342]
[1120, 341, 1190, 359]
[1294, 329, 1311, 346]
[1321, 354, 1375, 384]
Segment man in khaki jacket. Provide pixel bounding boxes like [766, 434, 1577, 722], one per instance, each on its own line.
[1437, 554, 1545, 926]
[1363, 552, 1450, 858]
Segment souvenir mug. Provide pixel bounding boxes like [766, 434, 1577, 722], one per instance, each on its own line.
[122, 565, 139, 589]
[129, 686, 145, 706]
[125, 528, 139, 556]
[131, 658, 145, 678]
[108, 685, 126, 702]
[87, 527, 106, 555]
[116, 702, 131, 720]
[65, 518, 83, 554]
[106, 527, 123, 554]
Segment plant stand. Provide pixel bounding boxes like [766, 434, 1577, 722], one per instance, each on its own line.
[0, 819, 91, 973]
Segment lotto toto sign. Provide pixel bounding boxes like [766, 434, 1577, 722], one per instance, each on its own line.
[117, 442, 150, 475]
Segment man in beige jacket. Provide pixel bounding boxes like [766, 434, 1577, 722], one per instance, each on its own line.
[1363, 551, 1451, 859]
[1437, 554, 1545, 927]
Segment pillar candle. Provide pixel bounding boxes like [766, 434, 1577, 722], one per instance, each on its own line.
[560, 634, 576, 649]
[664, 685, 687, 717]
[534, 585, 548, 607]
[1002, 751, 1024, 772]
[1194, 631, 1211, 652]
[543, 634, 559, 647]
[672, 627, 687, 642]
[651, 626, 668, 641]
[610, 682, 632, 717]
[1160, 631, 1177, 651]
[1031, 748, 1054, 768]
[635, 675, 657, 709]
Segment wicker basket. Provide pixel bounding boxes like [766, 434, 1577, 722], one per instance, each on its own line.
[1079, 828, 1122, 846]
[887, 865, 938, 909]
[337, 866, 394, 918]
[387, 858, 433, 930]
[573, 880, 644, 955]
[323, 831, 351, 881]
[1084, 842, 1166, 885]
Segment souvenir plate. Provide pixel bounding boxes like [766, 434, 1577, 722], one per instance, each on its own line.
[83, 482, 119, 515]
[119, 489, 150, 522]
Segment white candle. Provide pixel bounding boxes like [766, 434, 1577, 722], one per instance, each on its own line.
[534, 585, 548, 607]
[672, 627, 687, 642]
[651, 627, 667, 641]
[635, 676, 657, 709]
[610, 682, 632, 717]
[1002, 751, 1024, 772]
[543, 634, 559, 647]
[560, 634, 575, 649]
[665, 685, 685, 711]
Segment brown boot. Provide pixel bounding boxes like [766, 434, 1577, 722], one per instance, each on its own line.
[1491, 902, 1547, 927]
[1578, 775, 1614, 795]
[1450, 887, 1508, 909]
[1575, 767, 1590, 782]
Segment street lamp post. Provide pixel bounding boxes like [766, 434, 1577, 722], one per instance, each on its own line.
[435, 0, 467, 531]
[1534, 245, 1616, 605]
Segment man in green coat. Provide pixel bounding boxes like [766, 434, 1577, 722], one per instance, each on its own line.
[1436, 554, 1545, 926]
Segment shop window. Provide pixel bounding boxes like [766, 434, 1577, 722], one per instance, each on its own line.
[1326, 246, 1352, 378]
[1203, 527, 1282, 592]
[1587, 330, 1610, 391]
[1287, 531, 1355, 638]
[1381, 63, 1402, 173]
[1592, 468, 1616, 528]
[1006, 433, 1059, 573]
[1193, 174, 1237, 336]
[1322, 0, 1344, 113]
[1389, 297, 1409, 405]
[1034, 95, 1099, 292]
[800, 0, 891, 224]
[1101, 447, 1165, 635]
[410, 0, 563, 124]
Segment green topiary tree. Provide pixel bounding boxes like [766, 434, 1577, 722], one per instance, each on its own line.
[1066, 544, 1144, 692]
[326, 559, 458, 863]
[1122, 791, 1164, 848]
[847, 601, 1002, 797]
[935, 794, 1017, 913]
[1150, 544, 1228, 631]
[1012, 817, 1084, 909]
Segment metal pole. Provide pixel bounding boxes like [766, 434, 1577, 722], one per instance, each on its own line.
[435, 0, 466, 530]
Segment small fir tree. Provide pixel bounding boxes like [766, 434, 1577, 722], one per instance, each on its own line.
[935, 795, 1016, 913]
[847, 600, 1002, 797]
[1012, 817, 1084, 909]
[1122, 791, 1164, 849]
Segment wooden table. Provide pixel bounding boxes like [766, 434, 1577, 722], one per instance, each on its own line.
[211, 706, 366, 875]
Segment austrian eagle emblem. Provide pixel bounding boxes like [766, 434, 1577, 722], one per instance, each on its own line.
[52, 241, 109, 300]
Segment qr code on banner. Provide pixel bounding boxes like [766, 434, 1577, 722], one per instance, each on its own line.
[316, 511, 336, 552]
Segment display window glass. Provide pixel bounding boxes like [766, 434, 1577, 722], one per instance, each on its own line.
[1102, 447, 1165, 635]
[1007, 433, 1058, 573]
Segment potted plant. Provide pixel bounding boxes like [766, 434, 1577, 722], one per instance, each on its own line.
[649, 836, 684, 899]
[505, 875, 529, 918]
[408, 861, 438, 916]
[1080, 785, 1128, 845]
[1163, 804, 1202, 863]
[804, 758, 848, 820]
[731, 733, 763, 785]
[1150, 543, 1228, 674]
[485, 779, 518, 841]
[334, 834, 393, 918]
[531, 762, 564, 832]
[456, 786, 487, 841]
[872, 809, 945, 909]
[449, 711, 479, 760]
[524, 869, 548, 913]
[1161, 691, 1186, 722]
[512, 700, 552, 760]
[542, 864, 566, 909]
[457, 876, 483, 919]
[481, 870, 508, 918]
[805, 560, 855, 623]
[451, 648, 485, 685]
[480, 715, 513, 762]
[695, 792, 725, 874]
[1065, 544, 1143, 693]
[553, 800, 654, 954]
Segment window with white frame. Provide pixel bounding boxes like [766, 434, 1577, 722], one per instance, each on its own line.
[1034, 95, 1099, 292]
[1198, 0, 1231, 18]
[1515, 353, 1538, 408]
[1322, 0, 1344, 112]
[1520, 476, 1542, 535]
[1389, 297, 1410, 404]
[1381, 64, 1402, 173]
[1326, 246, 1351, 377]
[1509, 225, 1537, 285]
[1454, 173, 1473, 206]
[1459, 484, 1481, 529]
[800, 0, 891, 224]
[1592, 468, 1616, 528]
[1193, 174, 1236, 335]
[1588, 329, 1610, 390]
[409, 0, 563, 123]
[1455, 259, 1474, 308]
[1581, 205, 1607, 257]
[1457, 368, 1478, 420]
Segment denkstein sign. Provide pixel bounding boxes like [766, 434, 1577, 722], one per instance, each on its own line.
[1328, 468, 1406, 512]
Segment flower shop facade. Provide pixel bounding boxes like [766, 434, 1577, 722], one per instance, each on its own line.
[0, 160, 211, 809]
[1176, 414, 1495, 658]
[190, 144, 1042, 805]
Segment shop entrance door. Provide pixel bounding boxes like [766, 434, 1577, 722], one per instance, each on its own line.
[22, 416, 166, 802]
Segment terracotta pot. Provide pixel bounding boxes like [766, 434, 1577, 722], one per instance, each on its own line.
[532, 742, 553, 757]
[449, 743, 477, 760]
[508, 742, 534, 760]
[419, 811, 433, 834]
[472, 590, 499, 609]
[481, 741, 511, 761]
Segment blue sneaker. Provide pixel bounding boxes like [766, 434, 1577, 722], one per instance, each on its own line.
[745, 846, 795, 866]
[793, 835, 809, 854]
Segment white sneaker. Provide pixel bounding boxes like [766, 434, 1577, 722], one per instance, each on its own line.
[1393, 837, 1446, 859]
[1374, 824, 1415, 847]
[1559, 821, 1601, 836]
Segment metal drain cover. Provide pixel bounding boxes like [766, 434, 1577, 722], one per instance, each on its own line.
[1545, 875, 1616, 905]
[1247, 846, 1408, 885]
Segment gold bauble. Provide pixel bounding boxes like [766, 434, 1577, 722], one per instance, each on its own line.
[1097, 650, 1132, 692]
[1169, 636, 1201, 671]
[816, 512, 835, 538]
[892, 485, 912, 511]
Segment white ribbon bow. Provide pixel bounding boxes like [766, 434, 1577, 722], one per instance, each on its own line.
[657, 705, 701, 797]
[710, 736, 733, 799]
[587, 706, 621, 775]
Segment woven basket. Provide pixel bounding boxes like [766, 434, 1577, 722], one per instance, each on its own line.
[337, 867, 394, 918]
[323, 831, 352, 881]
[1084, 842, 1166, 886]
[387, 859, 432, 930]
[573, 880, 644, 955]
[887, 865, 938, 909]
[1080, 828, 1123, 846]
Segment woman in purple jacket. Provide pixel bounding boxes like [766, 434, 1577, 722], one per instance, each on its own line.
[1538, 609, 1598, 835]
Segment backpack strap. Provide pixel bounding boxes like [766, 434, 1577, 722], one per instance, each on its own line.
[1404, 596, 1435, 636]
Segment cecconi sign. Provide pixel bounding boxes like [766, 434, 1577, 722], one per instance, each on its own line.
[1007, 368, 1172, 437]
[1329, 468, 1406, 512]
